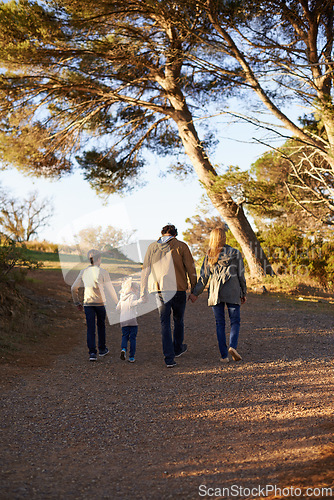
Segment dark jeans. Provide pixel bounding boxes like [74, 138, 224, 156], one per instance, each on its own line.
[121, 325, 138, 358]
[84, 305, 106, 354]
[212, 302, 240, 359]
[156, 291, 187, 365]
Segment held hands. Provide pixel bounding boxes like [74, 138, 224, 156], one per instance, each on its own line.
[76, 304, 84, 312]
[188, 293, 198, 303]
[188, 294, 245, 304]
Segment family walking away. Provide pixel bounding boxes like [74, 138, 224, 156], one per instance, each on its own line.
[116, 277, 143, 363]
[71, 225, 247, 367]
[71, 249, 118, 361]
[189, 227, 247, 363]
[140, 224, 197, 368]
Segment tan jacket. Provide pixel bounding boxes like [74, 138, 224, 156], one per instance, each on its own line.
[141, 236, 197, 294]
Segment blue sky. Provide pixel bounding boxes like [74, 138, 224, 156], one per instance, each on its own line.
[0, 117, 274, 244]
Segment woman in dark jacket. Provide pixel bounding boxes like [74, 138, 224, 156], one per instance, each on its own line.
[189, 227, 247, 363]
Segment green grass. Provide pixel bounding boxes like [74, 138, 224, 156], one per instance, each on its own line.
[27, 249, 61, 262]
[23, 248, 142, 274]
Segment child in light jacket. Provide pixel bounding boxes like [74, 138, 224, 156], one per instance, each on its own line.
[71, 249, 118, 362]
[116, 278, 143, 363]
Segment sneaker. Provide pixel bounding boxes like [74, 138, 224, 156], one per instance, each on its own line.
[166, 361, 177, 368]
[120, 350, 126, 361]
[89, 353, 97, 361]
[175, 344, 188, 357]
[228, 347, 242, 361]
[220, 357, 230, 363]
[128, 357, 135, 363]
[99, 348, 109, 357]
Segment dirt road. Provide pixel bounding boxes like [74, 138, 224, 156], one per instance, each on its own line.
[0, 271, 333, 499]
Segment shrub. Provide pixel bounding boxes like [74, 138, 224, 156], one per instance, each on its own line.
[258, 225, 334, 290]
[0, 236, 42, 281]
[23, 240, 58, 253]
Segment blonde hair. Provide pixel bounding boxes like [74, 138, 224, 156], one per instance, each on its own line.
[121, 277, 139, 295]
[207, 228, 226, 268]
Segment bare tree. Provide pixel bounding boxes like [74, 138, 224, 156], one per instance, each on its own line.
[282, 147, 334, 224]
[0, 190, 53, 242]
[217, 140, 334, 232]
[74, 225, 136, 252]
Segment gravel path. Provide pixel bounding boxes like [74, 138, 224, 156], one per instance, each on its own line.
[0, 275, 333, 500]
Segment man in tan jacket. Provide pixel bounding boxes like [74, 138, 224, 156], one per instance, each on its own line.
[141, 224, 197, 367]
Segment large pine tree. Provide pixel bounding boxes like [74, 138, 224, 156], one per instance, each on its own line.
[0, 1, 333, 276]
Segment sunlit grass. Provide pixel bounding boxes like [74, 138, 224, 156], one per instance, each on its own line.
[24, 248, 142, 275]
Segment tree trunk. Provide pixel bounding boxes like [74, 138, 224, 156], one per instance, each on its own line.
[209, 194, 273, 277]
[170, 107, 273, 277]
[157, 66, 273, 277]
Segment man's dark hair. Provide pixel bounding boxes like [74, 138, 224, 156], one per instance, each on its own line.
[161, 224, 178, 236]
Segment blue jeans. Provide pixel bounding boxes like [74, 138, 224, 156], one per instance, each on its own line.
[121, 325, 138, 358]
[212, 302, 240, 359]
[156, 291, 187, 365]
[84, 305, 106, 354]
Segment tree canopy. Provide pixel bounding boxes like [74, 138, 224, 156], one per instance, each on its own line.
[0, 0, 333, 276]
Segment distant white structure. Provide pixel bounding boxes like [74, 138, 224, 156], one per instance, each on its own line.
[118, 240, 154, 263]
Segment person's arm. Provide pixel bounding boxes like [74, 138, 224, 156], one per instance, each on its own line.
[71, 271, 84, 309]
[183, 244, 197, 292]
[189, 256, 211, 301]
[104, 280, 119, 304]
[237, 251, 247, 300]
[140, 247, 152, 297]
[131, 296, 144, 306]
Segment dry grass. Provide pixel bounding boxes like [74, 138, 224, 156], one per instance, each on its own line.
[247, 274, 333, 300]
